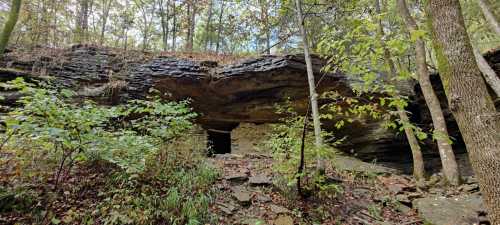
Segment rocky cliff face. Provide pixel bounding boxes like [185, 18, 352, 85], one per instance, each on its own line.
[0, 46, 353, 130]
[1, 45, 499, 163]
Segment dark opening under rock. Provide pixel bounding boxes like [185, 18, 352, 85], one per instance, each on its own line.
[207, 130, 232, 155]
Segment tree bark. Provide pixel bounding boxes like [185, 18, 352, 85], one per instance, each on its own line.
[259, 0, 271, 54]
[76, 0, 90, 44]
[397, 0, 460, 185]
[185, 0, 197, 51]
[375, 0, 425, 180]
[215, 0, 225, 54]
[171, 0, 176, 51]
[99, 0, 113, 46]
[473, 47, 500, 97]
[294, 0, 324, 173]
[0, 0, 22, 54]
[427, 0, 500, 223]
[204, 0, 213, 51]
[158, 0, 170, 51]
[476, 0, 500, 36]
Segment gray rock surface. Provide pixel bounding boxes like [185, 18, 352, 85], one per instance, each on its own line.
[413, 194, 486, 225]
[1, 46, 499, 163]
[249, 174, 272, 186]
[332, 155, 402, 174]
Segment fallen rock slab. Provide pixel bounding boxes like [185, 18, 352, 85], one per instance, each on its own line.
[225, 173, 249, 183]
[332, 155, 402, 174]
[249, 174, 272, 186]
[232, 188, 253, 206]
[413, 194, 486, 225]
[217, 202, 238, 215]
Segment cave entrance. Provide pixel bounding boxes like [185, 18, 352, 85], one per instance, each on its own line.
[207, 130, 231, 155]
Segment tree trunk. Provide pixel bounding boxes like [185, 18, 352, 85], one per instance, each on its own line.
[375, 0, 425, 180]
[0, 0, 22, 54]
[51, 1, 58, 48]
[186, 0, 196, 51]
[99, 0, 113, 46]
[259, 0, 271, 54]
[427, 0, 500, 223]
[76, 0, 90, 44]
[476, 0, 500, 36]
[294, 0, 324, 173]
[171, 0, 176, 51]
[473, 47, 500, 97]
[204, 0, 213, 51]
[215, 0, 225, 54]
[397, 0, 460, 185]
[158, 0, 170, 51]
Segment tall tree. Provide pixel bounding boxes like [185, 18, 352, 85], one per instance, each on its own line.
[0, 0, 22, 54]
[397, 0, 460, 185]
[157, 0, 170, 51]
[135, 0, 156, 50]
[215, 0, 224, 54]
[99, 0, 113, 45]
[475, 0, 500, 36]
[375, 0, 425, 180]
[75, 0, 92, 44]
[171, 0, 177, 51]
[185, 0, 197, 51]
[203, 0, 213, 51]
[427, 0, 500, 222]
[294, 0, 324, 173]
[258, 0, 271, 54]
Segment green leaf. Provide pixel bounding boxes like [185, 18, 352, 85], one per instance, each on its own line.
[410, 29, 426, 42]
[51, 218, 61, 224]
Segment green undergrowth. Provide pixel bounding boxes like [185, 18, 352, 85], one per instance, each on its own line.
[0, 78, 219, 225]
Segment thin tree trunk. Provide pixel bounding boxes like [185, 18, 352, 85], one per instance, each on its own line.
[171, 0, 176, 51]
[123, 28, 128, 50]
[185, 2, 192, 50]
[185, 0, 196, 51]
[297, 107, 309, 197]
[82, 0, 90, 43]
[398, 0, 460, 185]
[190, 1, 196, 50]
[204, 0, 213, 51]
[476, 0, 500, 36]
[473, 47, 500, 97]
[259, 0, 271, 54]
[427, 0, 500, 223]
[215, 0, 224, 54]
[0, 0, 22, 54]
[51, 1, 58, 48]
[99, 0, 113, 46]
[76, 0, 90, 44]
[375, 0, 425, 180]
[158, 0, 170, 51]
[123, 0, 129, 50]
[294, 0, 324, 173]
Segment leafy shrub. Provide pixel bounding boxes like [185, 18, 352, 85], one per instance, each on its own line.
[0, 78, 217, 224]
[2, 78, 197, 184]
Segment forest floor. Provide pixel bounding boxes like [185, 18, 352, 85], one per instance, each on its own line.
[207, 153, 424, 225]
[0, 149, 487, 225]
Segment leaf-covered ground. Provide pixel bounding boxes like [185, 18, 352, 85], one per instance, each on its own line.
[207, 153, 423, 225]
